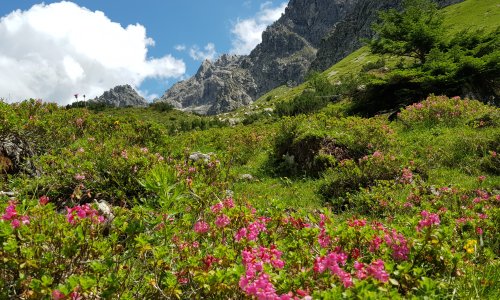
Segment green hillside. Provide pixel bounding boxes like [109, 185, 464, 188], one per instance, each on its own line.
[0, 0, 499, 298]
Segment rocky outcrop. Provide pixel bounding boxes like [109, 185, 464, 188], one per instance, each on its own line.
[0, 133, 38, 176]
[160, 55, 257, 115]
[161, 0, 464, 115]
[94, 85, 148, 108]
[161, 0, 356, 115]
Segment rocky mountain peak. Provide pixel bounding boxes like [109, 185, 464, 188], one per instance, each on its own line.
[159, 0, 463, 115]
[95, 84, 148, 108]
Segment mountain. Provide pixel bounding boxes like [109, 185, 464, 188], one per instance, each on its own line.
[160, 0, 463, 115]
[94, 85, 148, 108]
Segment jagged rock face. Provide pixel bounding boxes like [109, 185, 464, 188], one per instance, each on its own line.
[161, 0, 464, 115]
[161, 0, 356, 115]
[161, 55, 257, 115]
[95, 85, 148, 108]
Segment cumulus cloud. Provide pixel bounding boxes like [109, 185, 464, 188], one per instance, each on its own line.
[0, 1, 185, 104]
[189, 43, 217, 61]
[230, 1, 287, 55]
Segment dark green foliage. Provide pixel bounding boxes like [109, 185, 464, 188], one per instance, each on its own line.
[275, 73, 339, 116]
[370, 0, 444, 63]
[149, 101, 174, 112]
[66, 100, 112, 111]
[355, 27, 500, 115]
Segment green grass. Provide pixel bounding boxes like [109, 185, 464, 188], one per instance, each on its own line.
[442, 0, 500, 35]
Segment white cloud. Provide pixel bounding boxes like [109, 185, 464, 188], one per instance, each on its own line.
[0, 1, 185, 104]
[174, 44, 186, 51]
[230, 1, 287, 55]
[189, 43, 217, 61]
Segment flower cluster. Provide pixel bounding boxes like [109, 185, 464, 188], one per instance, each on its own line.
[318, 214, 331, 248]
[66, 204, 105, 225]
[1, 201, 30, 229]
[416, 210, 440, 232]
[354, 259, 389, 283]
[239, 245, 287, 299]
[313, 250, 352, 288]
[235, 217, 269, 242]
[384, 229, 410, 261]
[193, 220, 210, 234]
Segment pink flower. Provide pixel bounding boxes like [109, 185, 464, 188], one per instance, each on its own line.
[10, 219, 20, 229]
[20, 215, 30, 225]
[2, 202, 17, 220]
[366, 259, 389, 283]
[223, 197, 235, 208]
[140, 147, 149, 153]
[313, 251, 352, 287]
[478, 175, 486, 182]
[121, 150, 128, 159]
[52, 290, 65, 300]
[348, 218, 367, 228]
[66, 204, 104, 225]
[384, 230, 409, 261]
[476, 227, 483, 235]
[416, 210, 440, 232]
[369, 235, 383, 253]
[194, 221, 210, 234]
[401, 168, 413, 184]
[39, 195, 50, 205]
[235, 227, 247, 241]
[210, 202, 224, 214]
[74, 173, 85, 181]
[372, 151, 383, 159]
[215, 214, 230, 228]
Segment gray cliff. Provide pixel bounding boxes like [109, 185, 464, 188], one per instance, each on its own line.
[94, 85, 148, 108]
[160, 0, 463, 115]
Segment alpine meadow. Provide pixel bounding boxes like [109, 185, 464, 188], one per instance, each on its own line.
[1, 0, 499, 299]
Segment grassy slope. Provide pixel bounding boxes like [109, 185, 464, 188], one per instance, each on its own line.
[248, 0, 499, 112]
[222, 0, 500, 207]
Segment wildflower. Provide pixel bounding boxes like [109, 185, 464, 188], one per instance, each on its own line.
[39, 195, 50, 205]
[478, 175, 486, 182]
[384, 230, 409, 261]
[10, 219, 21, 229]
[400, 168, 413, 184]
[20, 215, 30, 225]
[155, 153, 164, 161]
[313, 251, 352, 287]
[121, 150, 128, 159]
[66, 204, 104, 225]
[223, 197, 235, 208]
[369, 235, 383, 253]
[2, 201, 30, 229]
[476, 227, 483, 235]
[210, 202, 223, 214]
[194, 221, 209, 234]
[348, 218, 367, 228]
[366, 259, 389, 283]
[52, 290, 65, 300]
[203, 255, 217, 270]
[416, 210, 440, 232]
[215, 214, 230, 228]
[464, 239, 477, 254]
[372, 151, 383, 159]
[140, 147, 149, 153]
[74, 173, 85, 181]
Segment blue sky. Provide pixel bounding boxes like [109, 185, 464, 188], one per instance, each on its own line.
[0, 0, 287, 103]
